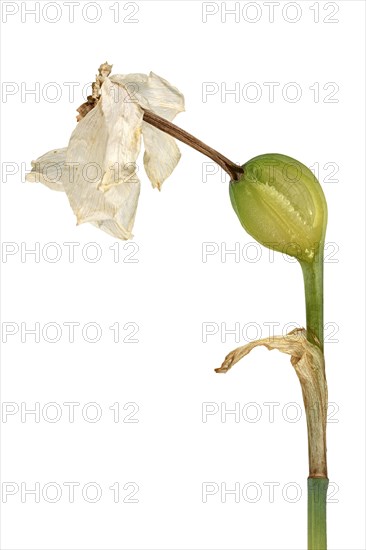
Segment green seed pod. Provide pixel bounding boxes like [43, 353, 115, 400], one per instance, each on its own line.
[229, 153, 327, 263]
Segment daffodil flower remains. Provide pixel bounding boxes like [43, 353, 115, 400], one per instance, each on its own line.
[27, 63, 185, 239]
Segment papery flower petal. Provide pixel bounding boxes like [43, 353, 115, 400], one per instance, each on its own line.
[63, 77, 144, 240]
[110, 72, 184, 189]
[27, 68, 185, 238]
[26, 148, 67, 191]
[110, 72, 185, 120]
[141, 122, 181, 190]
[216, 329, 328, 477]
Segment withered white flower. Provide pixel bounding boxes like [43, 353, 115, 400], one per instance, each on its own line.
[27, 64, 185, 239]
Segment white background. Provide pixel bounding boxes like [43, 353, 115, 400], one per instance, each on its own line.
[0, 1, 365, 549]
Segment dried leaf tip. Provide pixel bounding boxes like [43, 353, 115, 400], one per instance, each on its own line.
[216, 328, 328, 478]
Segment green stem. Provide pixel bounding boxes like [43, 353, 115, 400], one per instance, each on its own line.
[300, 246, 328, 549]
[308, 478, 329, 550]
[300, 247, 324, 351]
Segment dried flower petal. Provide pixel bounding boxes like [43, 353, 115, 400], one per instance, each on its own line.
[110, 71, 184, 120]
[27, 148, 67, 191]
[141, 122, 181, 190]
[216, 328, 328, 478]
[110, 72, 184, 189]
[63, 77, 143, 239]
[26, 68, 185, 238]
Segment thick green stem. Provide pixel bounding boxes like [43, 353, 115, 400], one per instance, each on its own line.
[300, 247, 328, 549]
[308, 478, 328, 550]
[300, 248, 324, 351]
